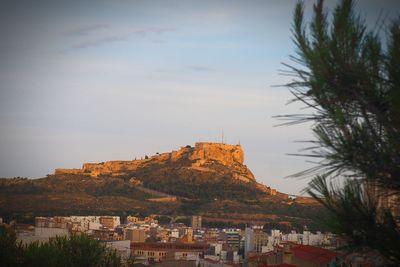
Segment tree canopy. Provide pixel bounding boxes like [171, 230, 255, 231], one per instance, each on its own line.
[0, 225, 122, 267]
[281, 0, 400, 264]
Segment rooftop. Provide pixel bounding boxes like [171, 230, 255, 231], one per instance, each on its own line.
[292, 244, 340, 265]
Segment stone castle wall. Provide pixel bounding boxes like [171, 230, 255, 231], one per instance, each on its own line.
[54, 168, 83, 175]
[189, 142, 244, 166]
[54, 142, 246, 178]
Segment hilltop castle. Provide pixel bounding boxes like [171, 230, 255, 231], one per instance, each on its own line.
[55, 142, 254, 181]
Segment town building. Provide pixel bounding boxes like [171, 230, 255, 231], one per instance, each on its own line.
[225, 229, 240, 251]
[131, 242, 209, 264]
[205, 228, 220, 243]
[99, 216, 120, 229]
[253, 229, 269, 254]
[191, 216, 202, 229]
[244, 227, 254, 257]
[125, 228, 146, 242]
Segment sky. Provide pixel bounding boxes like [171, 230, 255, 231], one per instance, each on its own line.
[0, 0, 399, 195]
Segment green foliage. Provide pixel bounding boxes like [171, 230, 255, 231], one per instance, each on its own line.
[282, 0, 400, 264]
[145, 236, 160, 243]
[0, 178, 48, 195]
[174, 217, 191, 226]
[0, 225, 21, 266]
[0, 226, 122, 267]
[153, 215, 171, 225]
[308, 176, 400, 262]
[178, 199, 205, 215]
[137, 167, 261, 201]
[263, 221, 290, 233]
[84, 179, 151, 199]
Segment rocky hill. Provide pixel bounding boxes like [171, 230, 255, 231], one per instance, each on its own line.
[56, 142, 255, 182]
[54, 142, 283, 199]
[0, 142, 323, 231]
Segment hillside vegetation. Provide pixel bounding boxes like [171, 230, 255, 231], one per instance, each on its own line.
[0, 142, 325, 231]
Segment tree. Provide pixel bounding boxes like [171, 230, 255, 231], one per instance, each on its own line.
[280, 0, 400, 264]
[0, 225, 21, 266]
[0, 226, 122, 267]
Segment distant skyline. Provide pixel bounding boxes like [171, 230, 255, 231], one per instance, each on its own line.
[1, 0, 399, 195]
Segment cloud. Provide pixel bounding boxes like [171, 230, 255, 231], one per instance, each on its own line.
[186, 65, 214, 72]
[68, 35, 127, 50]
[65, 26, 176, 52]
[64, 24, 108, 36]
[130, 26, 176, 36]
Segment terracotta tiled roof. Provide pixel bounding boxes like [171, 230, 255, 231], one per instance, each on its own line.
[131, 242, 209, 251]
[204, 258, 239, 266]
[292, 244, 339, 265]
[258, 264, 296, 267]
[248, 251, 276, 262]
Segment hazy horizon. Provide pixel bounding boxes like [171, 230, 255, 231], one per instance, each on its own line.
[1, 0, 399, 195]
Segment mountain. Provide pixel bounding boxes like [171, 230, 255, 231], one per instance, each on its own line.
[0, 142, 323, 231]
[55, 142, 279, 200]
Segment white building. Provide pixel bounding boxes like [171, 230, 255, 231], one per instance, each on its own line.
[34, 227, 69, 238]
[302, 231, 324, 246]
[244, 227, 254, 257]
[170, 228, 179, 238]
[287, 230, 299, 243]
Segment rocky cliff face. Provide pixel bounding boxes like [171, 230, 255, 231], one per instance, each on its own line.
[55, 142, 256, 183]
[189, 143, 244, 166]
